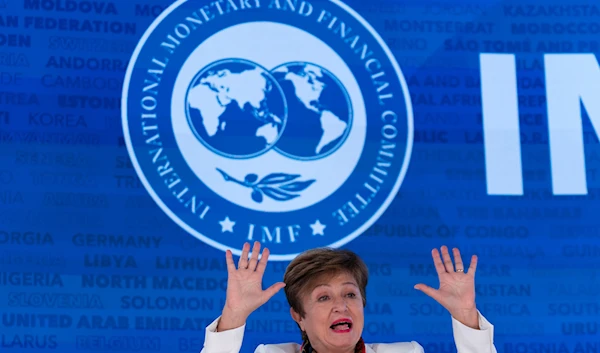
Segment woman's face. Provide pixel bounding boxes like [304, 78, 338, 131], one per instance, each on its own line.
[291, 271, 364, 353]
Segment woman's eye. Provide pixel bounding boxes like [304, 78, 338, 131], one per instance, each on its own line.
[347, 293, 356, 298]
[318, 295, 329, 301]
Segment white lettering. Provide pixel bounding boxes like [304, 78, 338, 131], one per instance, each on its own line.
[480, 53, 523, 195]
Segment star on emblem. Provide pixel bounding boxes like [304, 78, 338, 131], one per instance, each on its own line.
[219, 217, 235, 233]
[310, 220, 326, 236]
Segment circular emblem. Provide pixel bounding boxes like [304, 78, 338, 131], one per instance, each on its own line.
[122, 0, 413, 260]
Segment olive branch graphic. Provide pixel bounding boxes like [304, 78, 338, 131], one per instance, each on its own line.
[216, 168, 316, 203]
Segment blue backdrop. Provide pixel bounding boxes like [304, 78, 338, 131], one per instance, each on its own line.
[0, 0, 599, 352]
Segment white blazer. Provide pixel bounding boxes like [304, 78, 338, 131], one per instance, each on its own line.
[201, 312, 497, 353]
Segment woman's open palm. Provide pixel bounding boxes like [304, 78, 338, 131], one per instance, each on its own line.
[223, 241, 286, 319]
[414, 246, 480, 328]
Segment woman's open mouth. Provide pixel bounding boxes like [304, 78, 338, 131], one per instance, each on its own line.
[330, 318, 353, 333]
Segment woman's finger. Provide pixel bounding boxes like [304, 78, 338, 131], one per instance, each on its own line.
[256, 247, 270, 275]
[453, 248, 464, 272]
[263, 282, 286, 302]
[431, 249, 446, 275]
[238, 242, 250, 269]
[468, 255, 478, 276]
[248, 241, 261, 271]
[414, 284, 442, 304]
[440, 246, 455, 272]
[225, 250, 236, 273]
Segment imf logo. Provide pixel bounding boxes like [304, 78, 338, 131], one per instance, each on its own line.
[122, 0, 413, 260]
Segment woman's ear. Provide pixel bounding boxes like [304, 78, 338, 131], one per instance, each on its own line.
[290, 307, 304, 330]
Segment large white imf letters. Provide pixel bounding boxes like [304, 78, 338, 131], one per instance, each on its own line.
[480, 53, 600, 196]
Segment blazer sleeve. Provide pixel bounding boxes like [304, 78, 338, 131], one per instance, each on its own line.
[200, 317, 298, 353]
[451, 311, 497, 353]
[411, 341, 424, 353]
[200, 316, 245, 353]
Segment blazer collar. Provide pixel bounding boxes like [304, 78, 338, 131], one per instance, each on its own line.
[365, 345, 376, 353]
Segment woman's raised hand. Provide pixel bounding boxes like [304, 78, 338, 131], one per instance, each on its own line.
[414, 246, 480, 329]
[218, 241, 286, 331]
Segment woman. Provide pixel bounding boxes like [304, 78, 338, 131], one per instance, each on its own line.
[201, 242, 497, 353]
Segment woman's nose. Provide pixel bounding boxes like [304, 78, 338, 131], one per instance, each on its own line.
[332, 297, 348, 311]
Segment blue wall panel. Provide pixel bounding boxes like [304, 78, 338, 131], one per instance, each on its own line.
[0, 0, 598, 352]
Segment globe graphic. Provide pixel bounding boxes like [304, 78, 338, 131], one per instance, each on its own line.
[271, 62, 352, 160]
[185, 59, 287, 159]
